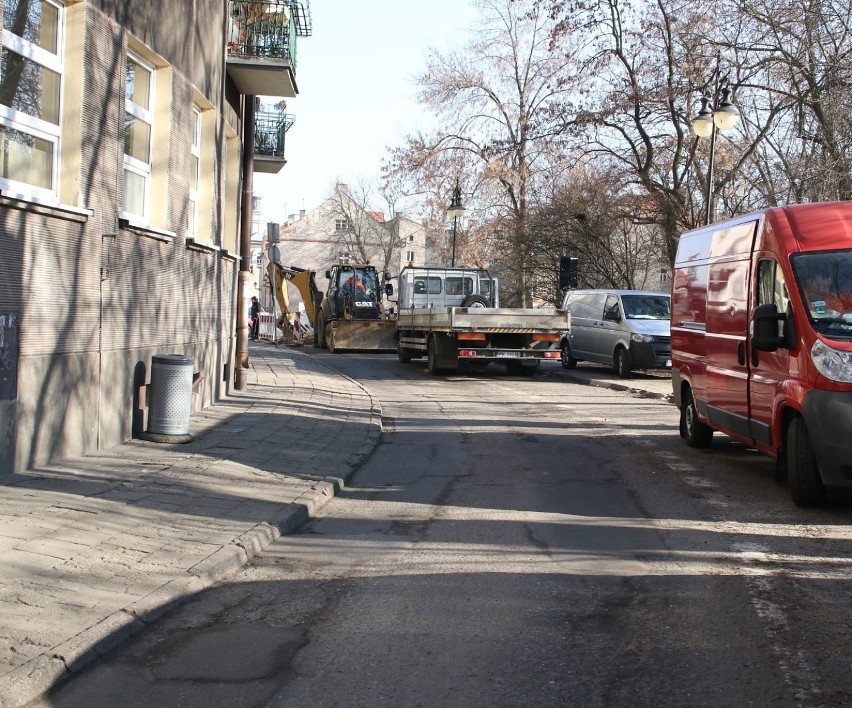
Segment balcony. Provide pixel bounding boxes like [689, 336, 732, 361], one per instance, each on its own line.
[227, 1, 312, 97]
[254, 106, 296, 174]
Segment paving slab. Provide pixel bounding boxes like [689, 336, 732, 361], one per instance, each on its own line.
[0, 344, 381, 708]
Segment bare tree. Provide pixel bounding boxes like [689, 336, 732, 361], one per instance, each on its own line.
[541, 0, 851, 235]
[726, 0, 852, 203]
[326, 180, 404, 276]
[384, 0, 584, 305]
[526, 164, 666, 304]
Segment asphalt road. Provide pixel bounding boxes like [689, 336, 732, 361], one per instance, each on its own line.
[31, 354, 852, 708]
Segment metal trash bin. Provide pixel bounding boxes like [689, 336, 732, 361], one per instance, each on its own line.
[145, 354, 194, 442]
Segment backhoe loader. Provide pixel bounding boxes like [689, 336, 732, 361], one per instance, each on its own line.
[267, 259, 396, 352]
[314, 260, 396, 353]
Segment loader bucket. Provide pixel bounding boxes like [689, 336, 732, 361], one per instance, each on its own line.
[327, 320, 397, 353]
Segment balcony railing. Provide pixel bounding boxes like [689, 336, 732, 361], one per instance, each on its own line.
[254, 107, 295, 173]
[291, 0, 313, 37]
[228, 1, 297, 62]
[255, 109, 295, 157]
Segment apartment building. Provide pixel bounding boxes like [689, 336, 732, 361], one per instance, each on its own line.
[269, 184, 429, 303]
[0, 0, 309, 473]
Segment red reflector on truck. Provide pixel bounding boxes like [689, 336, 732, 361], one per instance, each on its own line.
[532, 333, 560, 341]
[458, 332, 487, 341]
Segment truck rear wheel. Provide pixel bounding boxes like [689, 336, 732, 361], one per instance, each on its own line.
[506, 360, 538, 376]
[680, 386, 713, 448]
[427, 337, 442, 374]
[787, 416, 826, 507]
[397, 337, 412, 364]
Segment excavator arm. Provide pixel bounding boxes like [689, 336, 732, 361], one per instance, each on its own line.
[267, 263, 320, 333]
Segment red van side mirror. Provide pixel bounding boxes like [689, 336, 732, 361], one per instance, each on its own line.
[752, 303, 786, 351]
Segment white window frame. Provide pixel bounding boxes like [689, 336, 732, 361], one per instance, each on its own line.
[188, 105, 201, 237]
[0, 0, 65, 201]
[122, 51, 155, 222]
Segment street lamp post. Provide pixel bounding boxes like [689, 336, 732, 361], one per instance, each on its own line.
[692, 62, 739, 225]
[446, 178, 466, 267]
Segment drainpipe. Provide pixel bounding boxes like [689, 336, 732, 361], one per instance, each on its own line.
[235, 95, 255, 390]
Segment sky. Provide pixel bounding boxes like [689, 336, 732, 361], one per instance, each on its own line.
[252, 0, 479, 225]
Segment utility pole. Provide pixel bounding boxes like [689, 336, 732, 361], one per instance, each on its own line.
[235, 95, 256, 390]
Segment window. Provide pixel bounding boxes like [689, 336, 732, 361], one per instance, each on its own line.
[123, 53, 154, 219]
[445, 277, 473, 296]
[603, 294, 621, 321]
[413, 277, 442, 295]
[756, 259, 788, 311]
[756, 259, 789, 337]
[335, 218, 350, 231]
[0, 0, 63, 197]
[188, 105, 201, 236]
[406, 250, 415, 263]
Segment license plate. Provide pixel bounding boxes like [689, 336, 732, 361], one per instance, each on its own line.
[496, 351, 521, 358]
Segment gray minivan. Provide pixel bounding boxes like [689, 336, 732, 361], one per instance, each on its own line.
[560, 289, 671, 378]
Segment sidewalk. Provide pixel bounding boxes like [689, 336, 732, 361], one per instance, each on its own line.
[0, 344, 381, 708]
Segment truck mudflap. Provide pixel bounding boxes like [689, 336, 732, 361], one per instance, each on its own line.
[327, 319, 396, 353]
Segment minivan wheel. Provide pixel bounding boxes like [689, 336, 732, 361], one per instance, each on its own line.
[560, 342, 577, 369]
[680, 387, 713, 448]
[614, 347, 632, 378]
[787, 417, 826, 507]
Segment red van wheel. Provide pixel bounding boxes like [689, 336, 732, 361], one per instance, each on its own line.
[680, 387, 713, 448]
[787, 417, 826, 507]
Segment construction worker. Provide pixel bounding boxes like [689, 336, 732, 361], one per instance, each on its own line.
[345, 275, 366, 295]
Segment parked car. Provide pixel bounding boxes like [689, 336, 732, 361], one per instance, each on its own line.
[560, 289, 672, 378]
[671, 202, 852, 506]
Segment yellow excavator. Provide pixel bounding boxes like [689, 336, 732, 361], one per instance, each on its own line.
[267, 259, 396, 353]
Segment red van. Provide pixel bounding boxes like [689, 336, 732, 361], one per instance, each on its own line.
[671, 202, 852, 506]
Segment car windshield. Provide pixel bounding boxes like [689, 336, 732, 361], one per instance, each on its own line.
[621, 295, 671, 320]
[792, 249, 852, 339]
